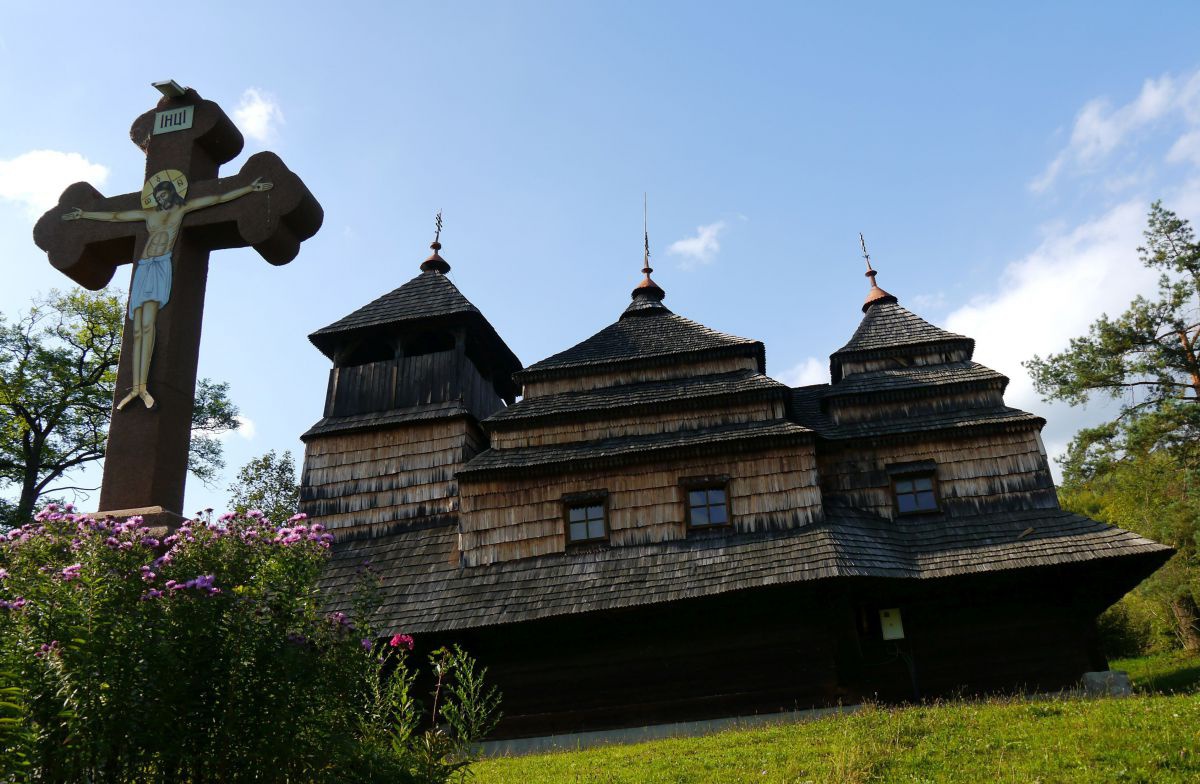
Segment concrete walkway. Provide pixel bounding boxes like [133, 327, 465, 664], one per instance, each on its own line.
[480, 703, 864, 757]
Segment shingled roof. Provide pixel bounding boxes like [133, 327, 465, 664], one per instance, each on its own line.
[823, 361, 1008, 398]
[833, 301, 973, 358]
[461, 420, 811, 477]
[320, 508, 1171, 634]
[516, 301, 764, 381]
[307, 268, 522, 400]
[301, 401, 472, 440]
[788, 386, 1042, 441]
[310, 271, 479, 349]
[486, 369, 787, 427]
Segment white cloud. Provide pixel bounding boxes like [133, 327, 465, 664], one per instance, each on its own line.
[1032, 70, 1200, 191]
[777, 356, 828, 387]
[910, 291, 947, 312]
[218, 415, 257, 441]
[668, 220, 727, 268]
[938, 185, 1200, 477]
[233, 88, 284, 143]
[0, 150, 109, 217]
[1167, 130, 1200, 166]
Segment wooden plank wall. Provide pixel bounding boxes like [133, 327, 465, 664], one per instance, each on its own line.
[459, 446, 822, 566]
[523, 356, 759, 398]
[818, 430, 1057, 518]
[324, 349, 503, 421]
[300, 419, 482, 536]
[442, 587, 842, 738]
[491, 400, 786, 449]
[826, 389, 1004, 424]
[836, 346, 973, 378]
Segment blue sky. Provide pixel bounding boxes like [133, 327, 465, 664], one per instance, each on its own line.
[3, 2, 1200, 514]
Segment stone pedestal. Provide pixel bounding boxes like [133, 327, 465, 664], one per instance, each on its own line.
[1081, 670, 1132, 697]
[92, 505, 185, 537]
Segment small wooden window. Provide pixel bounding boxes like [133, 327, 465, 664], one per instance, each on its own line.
[686, 486, 730, 528]
[565, 501, 607, 544]
[893, 474, 938, 514]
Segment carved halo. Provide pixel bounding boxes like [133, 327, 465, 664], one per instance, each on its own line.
[140, 169, 189, 208]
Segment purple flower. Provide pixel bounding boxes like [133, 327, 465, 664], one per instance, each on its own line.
[0, 597, 27, 610]
[104, 537, 120, 549]
[361, 638, 373, 650]
[140, 537, 160, 548]
[60, 564, 82, 582]
[34, 640, 60, 658]
[140, 589, 163, 601]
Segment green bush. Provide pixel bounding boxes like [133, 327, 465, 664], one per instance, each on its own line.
[0, 505, 498, 783]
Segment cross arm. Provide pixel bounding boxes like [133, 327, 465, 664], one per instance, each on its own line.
[173, 151, 323, 265]
[32, 183, 144, 290]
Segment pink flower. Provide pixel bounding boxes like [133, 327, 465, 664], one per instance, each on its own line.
[389, 633, 414, 650]
[60, 564, 82, 581]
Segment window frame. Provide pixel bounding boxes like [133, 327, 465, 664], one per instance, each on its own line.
[889, 471, 940, 515]
[679, 475, 733, 531]
[562, 490, 610, 546]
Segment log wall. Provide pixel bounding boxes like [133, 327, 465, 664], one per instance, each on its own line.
[459, 445, 822, 566]
[300, 418, 485, 537]
[836, 346, 973, 378]
[818, 429, 1057, 518]
[522, 356, 759, 398]
[442, 586, 842, 738]
[324, 349, 504, 422]
[490, 400, 786, 449]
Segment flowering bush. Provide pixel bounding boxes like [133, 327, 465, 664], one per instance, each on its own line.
[0, 505, 499, 783]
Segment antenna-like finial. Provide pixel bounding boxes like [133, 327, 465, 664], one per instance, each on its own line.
[630, 193, 665, 304]
[643, 192, 651, 274]
[858, 232, 896, 312]
[420, 209, 451, 274]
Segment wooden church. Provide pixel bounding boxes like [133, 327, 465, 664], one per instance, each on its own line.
[304, 233, 1171, 739]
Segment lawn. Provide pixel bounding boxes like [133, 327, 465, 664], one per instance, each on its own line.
[473, 653, 1200, 784]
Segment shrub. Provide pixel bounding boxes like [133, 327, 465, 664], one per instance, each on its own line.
[0, 505, 498, 783]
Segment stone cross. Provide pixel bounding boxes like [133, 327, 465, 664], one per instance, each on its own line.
[33, 86, 322, 526]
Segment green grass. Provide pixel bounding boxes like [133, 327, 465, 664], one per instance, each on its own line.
[474, 655, 1200, 784]
[1113, 650, 1200, 694]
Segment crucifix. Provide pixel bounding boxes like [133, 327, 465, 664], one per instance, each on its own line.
[32, 82, 323, 526]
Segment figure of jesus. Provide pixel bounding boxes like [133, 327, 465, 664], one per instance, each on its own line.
[63, 172, 272, 410]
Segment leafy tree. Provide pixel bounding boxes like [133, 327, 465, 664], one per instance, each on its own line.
[1025, 201, 1200, 481]
[188, 378, 241, 488]
[226, 449, 300, 523]
[1026, 202, 1200, 652]
[0, 290, 239, 526]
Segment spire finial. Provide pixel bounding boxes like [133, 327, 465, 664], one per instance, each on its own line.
[642, 192, 652, 275]
[420, 210, 451, 274]
[858, 232, 896, 312]
[630, 193, 665, 304]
